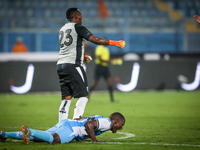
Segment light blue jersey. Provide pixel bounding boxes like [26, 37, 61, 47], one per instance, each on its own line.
[69, 115, 111, 141]
[45, 115, 111, 143]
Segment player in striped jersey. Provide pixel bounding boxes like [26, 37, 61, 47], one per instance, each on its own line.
[0, 112, 125, 144]
[57, 8, 126, 122]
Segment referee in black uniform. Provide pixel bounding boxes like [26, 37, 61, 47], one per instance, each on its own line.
[89, 44, 115, 102]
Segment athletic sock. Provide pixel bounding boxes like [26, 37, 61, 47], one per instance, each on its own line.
[108, 86, 114, 102]
[29, 129, 53, 144]
[89, 86, 94, 93]
[73, 97, 88, 119]
[59, 99, 71, 122]
[5, 132, 34, 140]
[88, 87, 93, 101]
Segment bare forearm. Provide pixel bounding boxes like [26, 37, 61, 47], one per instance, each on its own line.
[97, 56, 109, 63]
[88, 35, 108, 45]
[88, 35, 125, 49]
[85, 122, 98, 142]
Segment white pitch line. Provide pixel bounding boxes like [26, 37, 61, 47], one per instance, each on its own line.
[110, 131, 135, 140]
[10, 140, 200, 147]
[84, 142, 200, 147]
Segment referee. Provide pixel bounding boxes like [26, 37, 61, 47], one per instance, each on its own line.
[89, 44, 115, 102]
[57, 8, 125, 121]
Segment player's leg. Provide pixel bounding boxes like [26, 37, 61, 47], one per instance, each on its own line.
[21, 126, 54, 144]
[53, 120, 75, 143]
[73, 96, 88, 118]
[89, 65, 101, 92]
[59, 96, 72, 122]
[104, 67, 114, 102]
[107, 76, 114, 102]
[72, 65, 89, 119]
[0, 130, 34, 142]
[89, 79, 99, 93]
[57, 65, 73, 121]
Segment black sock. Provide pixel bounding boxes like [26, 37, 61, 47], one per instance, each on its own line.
[108, 86, 114, 101]
[88, 86, 95, 100]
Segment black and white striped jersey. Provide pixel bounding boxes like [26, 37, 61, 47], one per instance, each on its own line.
[57, 22, 93, 66]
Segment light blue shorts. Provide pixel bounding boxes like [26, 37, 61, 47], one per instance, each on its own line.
[46, 119, 75, 144]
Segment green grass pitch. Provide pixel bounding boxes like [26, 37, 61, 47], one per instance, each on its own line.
[0, 91, 200, 150]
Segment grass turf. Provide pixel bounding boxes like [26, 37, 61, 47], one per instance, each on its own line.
[0, 91, 200, 150]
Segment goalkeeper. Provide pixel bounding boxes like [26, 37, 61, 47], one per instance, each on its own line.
[57, 7, 125, 122]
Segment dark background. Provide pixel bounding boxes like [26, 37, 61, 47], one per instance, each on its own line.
[0, 58, 199, 93]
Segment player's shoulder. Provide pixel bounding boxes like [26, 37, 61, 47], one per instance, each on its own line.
[60, 22, 76, 31]
[96, 116, 111, 130]
[86, 115, 107, 120]
[94, 115, 110, 121]
[74, 24, 89, 31]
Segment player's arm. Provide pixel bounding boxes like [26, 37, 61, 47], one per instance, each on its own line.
[88, 35, 108, 45]
[97, 55, 109, 63]
[75, 24, 125, 49]
[88, 35, 126, 49]
[97, 55, 122, 65]
[194, 15, 200, 24]
[85, 120, 98, 142]
[85, 120, 104, 143]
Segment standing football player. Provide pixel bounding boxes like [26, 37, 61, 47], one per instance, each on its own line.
[57, 8, 126, 121]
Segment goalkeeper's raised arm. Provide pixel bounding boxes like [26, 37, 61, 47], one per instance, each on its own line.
[88, 35, 126, 49]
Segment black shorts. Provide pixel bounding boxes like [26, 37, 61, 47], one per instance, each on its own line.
[57, 63, 88, 99]
[94, 64, 111, 80]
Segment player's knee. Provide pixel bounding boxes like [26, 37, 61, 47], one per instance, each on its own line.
[64, 96, 72, 100]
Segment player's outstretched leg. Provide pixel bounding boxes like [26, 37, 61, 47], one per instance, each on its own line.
[21, 126, 30, 144]
[22, 126, 54, 144]
[0, 131, 6, 143]
[0, 130, 34, 142]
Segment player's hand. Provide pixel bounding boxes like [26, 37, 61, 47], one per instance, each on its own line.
[194, 15, 200, 24]
[84, 55, 92, 63]
[108, 40, 126, 49]
[116, 40, 126, 49]
[93, 140, 107, 143]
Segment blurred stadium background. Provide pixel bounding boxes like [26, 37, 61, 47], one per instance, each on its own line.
[0, 0, 200, 93]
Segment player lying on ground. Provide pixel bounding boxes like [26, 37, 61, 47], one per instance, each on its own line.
[0, 112, 125, 144]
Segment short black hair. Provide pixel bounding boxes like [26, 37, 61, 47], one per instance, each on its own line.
[109, 112, 125, 123]
[66, 7, 78, 19]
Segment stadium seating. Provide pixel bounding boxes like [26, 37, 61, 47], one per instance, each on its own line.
[1, 0, 176, 31]
[164, 0, 200, 18]
[0, 0, 199, 53]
